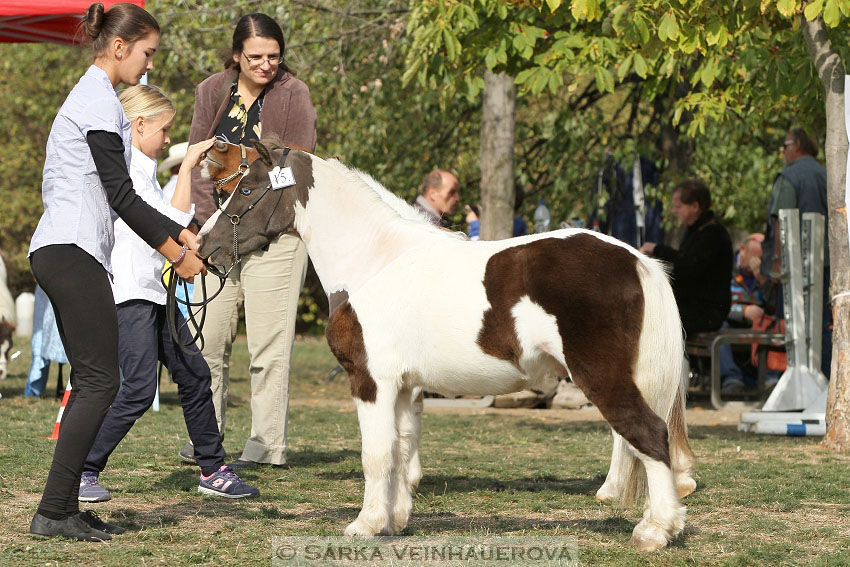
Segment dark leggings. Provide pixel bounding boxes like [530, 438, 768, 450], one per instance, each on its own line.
[30, 245, 121, 518]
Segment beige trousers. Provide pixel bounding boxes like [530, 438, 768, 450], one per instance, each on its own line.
[194, 233, 307, 464]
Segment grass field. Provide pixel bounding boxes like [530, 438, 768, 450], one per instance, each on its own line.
[1, 336, 849, 566]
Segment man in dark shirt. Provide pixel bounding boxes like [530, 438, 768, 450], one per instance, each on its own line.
[640, 179, 733, 336]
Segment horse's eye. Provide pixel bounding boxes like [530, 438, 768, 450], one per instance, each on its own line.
[241, 188, 253, 196]
[214, 141, 227, 151]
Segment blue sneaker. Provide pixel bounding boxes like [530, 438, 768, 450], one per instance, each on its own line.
[198, 466, 259, 499]
[79, 471, 111, 503]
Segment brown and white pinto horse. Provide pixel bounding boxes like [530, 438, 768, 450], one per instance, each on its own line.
[197, 137, 696, 551]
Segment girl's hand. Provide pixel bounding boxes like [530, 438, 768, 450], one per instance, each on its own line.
[174, 249, 207, 282]
[182, 138, 217, 171]
[178, 228, 198, 251]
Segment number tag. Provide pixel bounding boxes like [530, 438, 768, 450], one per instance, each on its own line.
[268, 166, 296, 190]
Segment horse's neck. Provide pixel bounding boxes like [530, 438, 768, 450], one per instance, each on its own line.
[294, 172, 438, 296]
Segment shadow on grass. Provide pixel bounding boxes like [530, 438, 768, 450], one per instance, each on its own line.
[406, 513, 638, 538]
[286, 448, 360, 467]
[108, 498, 297, 531]
[280, 507, 640, 540]
[417, 474, 605, 496]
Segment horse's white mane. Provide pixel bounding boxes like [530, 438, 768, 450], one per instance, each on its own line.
[323, 157, 466, 241]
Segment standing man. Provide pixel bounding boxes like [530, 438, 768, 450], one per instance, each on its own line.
[413, 169, 460, 228]
[762, 128, 831, 378]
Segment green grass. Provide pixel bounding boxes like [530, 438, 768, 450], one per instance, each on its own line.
[1, 336, 848, 566]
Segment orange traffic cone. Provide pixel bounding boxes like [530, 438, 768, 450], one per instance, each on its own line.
[48, 380, 72, 440]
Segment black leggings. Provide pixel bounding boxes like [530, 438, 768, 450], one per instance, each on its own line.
[30, 245, 121, 518]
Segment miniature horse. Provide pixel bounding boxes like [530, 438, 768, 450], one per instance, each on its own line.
[0, 318, 13, 381]
[197, 137, 696, 551]
[1, 256, 16, 381]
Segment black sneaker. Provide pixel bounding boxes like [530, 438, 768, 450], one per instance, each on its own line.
[76, 510, 126, 535]
[178, 442, 197, 465]
[29, 512, 112, 542]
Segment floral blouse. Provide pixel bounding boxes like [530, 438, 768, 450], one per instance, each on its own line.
[214, 77, 266, 147]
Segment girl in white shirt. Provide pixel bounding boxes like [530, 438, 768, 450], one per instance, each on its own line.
[77, 85, 258, 508]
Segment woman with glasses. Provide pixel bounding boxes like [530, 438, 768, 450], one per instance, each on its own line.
[183, 13, 317, 471]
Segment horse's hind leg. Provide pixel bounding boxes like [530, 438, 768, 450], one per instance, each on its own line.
[596, 430, 627, 502]
[345, 385, 400, 537]
[406, 388, 423, 490]
[388, 386, 419, 533]
[576, 376, 685, 551]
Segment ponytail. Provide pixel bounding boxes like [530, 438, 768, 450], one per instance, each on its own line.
[79, 2, 159, 55]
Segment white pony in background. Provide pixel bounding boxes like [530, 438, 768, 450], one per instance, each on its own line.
[197, 138, 696, 551]
[1, 254, 17, 383]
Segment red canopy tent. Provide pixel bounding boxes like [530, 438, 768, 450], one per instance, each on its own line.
[0, 1, 144, 45]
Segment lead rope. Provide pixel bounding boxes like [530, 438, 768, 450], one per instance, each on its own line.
[162, 266, 226, 355]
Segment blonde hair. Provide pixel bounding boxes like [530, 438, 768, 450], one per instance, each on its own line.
[119, 85, 175, 124]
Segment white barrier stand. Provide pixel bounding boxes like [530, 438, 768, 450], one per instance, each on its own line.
[740, 211, 828, 435]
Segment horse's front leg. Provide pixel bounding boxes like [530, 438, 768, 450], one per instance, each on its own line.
[345, 385, 400, 537]
[406, 388, 423, 490]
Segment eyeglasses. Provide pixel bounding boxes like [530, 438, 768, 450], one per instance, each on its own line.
[242, 53, 283, 68]
[781, 140, 795, 150]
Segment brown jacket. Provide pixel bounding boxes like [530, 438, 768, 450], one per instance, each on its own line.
[188, 68, 317, 222]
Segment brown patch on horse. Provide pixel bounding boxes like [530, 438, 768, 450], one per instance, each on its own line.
[326, 300, 377, 403]
[205, 143, 259, 197]
[478, 233, 670, 466]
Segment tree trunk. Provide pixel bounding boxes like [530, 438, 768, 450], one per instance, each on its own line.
[801, 15, 850, 451]
[479, 70, 516, 241]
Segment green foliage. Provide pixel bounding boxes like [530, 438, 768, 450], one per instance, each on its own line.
[2, 0, 847, 335]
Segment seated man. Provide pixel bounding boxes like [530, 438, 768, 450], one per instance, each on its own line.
[720, 233, 782, 393]
[639, 179, 733, 336]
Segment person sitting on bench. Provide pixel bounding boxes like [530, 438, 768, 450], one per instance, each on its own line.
[639, 179, 733, 336]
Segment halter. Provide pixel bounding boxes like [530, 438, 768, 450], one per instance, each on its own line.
[210, 143, 250, 209]
[163, 147, 291, 354]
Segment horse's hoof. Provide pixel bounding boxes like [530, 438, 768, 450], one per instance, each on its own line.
[629, 533, 668, 552]
[344, 519, 378, 537]
[595, 483, 619, 503]
[676, 476, 697, 498]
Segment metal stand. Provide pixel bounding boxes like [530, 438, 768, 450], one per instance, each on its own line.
[739, 211, 828, 435]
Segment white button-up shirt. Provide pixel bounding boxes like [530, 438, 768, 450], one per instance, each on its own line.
[111, 146, 194, 305]
[29, 65, 132, 275]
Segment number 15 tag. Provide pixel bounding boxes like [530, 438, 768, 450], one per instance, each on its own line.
[269, 166, 296, 190]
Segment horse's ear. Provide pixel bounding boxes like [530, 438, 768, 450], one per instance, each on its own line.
[254, 141, 274, 166]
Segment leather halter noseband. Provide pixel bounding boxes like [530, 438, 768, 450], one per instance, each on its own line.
[215, 146, 291, 277]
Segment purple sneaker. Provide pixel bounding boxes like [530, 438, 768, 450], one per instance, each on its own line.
[79, 471, 111, 503]
[198, 466, 259, 499]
